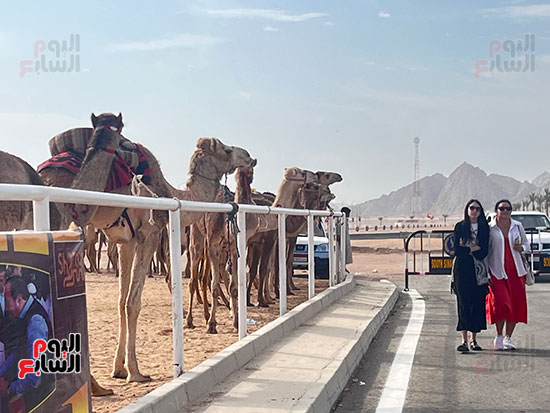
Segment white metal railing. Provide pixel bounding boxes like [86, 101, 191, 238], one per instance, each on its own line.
[0, 183, 346, 378]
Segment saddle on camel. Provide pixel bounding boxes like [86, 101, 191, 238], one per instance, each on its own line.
[38, 123, 151, 192]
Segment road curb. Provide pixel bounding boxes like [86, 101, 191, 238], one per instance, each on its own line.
[118, 276, 357, 413]
[305, 280, 399, 413]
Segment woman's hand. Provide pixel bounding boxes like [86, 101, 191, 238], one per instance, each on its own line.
[469, 246, 481, 253]
[512, 244, 523, 252]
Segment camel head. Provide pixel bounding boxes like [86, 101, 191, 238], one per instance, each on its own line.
[300, 182, 323, 209]
[194, 137, 256, 177]
[319, 185, 336, 209]
[315, 171, 343, 186]
[91, 112, 124, 132]
[283, 167, 316, 184]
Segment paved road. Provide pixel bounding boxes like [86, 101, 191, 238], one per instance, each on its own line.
[334, 273, 550, 412]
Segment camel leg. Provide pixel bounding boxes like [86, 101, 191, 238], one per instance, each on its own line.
[218, 267, 231, 309]
[206, 242, 223, 334]
[185, 230, 205, 328]
[246, 244, 260, 307]
[229, 248, 239, 330]
[257, 235, 275, 308]
[125, 230, 159, 382]
[201, 252, 211, 323]
[287, 238, 299, 291]
[112, 241, 133, 379]
[91, 374, 113, 397]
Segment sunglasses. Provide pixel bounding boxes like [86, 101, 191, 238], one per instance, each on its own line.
[469, 206, 481, 211]
[497, 206, 512, 211]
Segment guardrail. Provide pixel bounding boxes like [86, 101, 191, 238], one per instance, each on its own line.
[404, 229, 454, 291]
[0, 183, 346, 379]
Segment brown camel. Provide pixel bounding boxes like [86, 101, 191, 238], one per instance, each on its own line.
[186, 165, 259, 333]
[0, 149, 112, 396]
[245, 167, 317, 307]
[39, 113, 256, 382]
[249, 170, 342, 306]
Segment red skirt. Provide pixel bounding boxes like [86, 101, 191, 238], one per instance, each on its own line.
[486, 239, 527, 324]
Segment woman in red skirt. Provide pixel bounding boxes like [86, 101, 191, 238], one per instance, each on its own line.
[486, 199, 529, 350]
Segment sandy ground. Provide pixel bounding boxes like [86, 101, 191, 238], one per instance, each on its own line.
[86, 237, 409, 412]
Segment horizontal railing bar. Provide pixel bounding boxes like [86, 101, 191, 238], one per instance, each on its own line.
[0, 184, 344, 217]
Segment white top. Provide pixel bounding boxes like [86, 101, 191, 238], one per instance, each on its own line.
[487, 218, 530, 280]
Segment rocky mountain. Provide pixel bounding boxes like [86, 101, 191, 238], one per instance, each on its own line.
[353, 162, 548, 217]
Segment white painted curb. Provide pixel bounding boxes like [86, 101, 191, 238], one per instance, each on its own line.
[118, 276, 357, 413]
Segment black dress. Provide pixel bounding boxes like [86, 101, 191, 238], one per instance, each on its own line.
[453, 221, 489, 333]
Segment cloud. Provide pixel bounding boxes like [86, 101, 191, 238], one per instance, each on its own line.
[323, 21, 335, 26]
[105, 34, 227, 52]
[378, 11, 391, 18]
[484, 4, 550, 17]
[206, 8, 328, 22]
[264, 26, 279, 32]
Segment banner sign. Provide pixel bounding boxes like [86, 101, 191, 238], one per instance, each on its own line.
[539, 253, 550, 274]
[429, 256, 453, 275]
[0, 231, 91, 413]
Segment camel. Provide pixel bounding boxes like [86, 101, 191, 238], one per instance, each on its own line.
[186, 165, 261, 333]
[243, 168, 317, 307]
[38, 113, 256, 382]
[0, 149, 112, 396]
[248, 171, 342, 307]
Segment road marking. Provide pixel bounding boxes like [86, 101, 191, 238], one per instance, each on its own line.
[376, 289, 425, 413]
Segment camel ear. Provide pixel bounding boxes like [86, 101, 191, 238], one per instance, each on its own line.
[197, 137, 219, 154]
[91, 113, 98, 127]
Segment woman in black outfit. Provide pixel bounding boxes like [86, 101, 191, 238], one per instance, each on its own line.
[453, 199, 490, 352]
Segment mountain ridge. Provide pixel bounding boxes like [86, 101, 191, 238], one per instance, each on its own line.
[353, 163, 547, 217]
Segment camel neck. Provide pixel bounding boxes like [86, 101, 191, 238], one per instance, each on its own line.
[273, 180, 302, 209]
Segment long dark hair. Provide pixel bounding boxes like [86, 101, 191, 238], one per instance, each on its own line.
[457, 199, 489, 242]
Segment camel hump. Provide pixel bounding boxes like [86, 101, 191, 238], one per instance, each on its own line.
[0, 149, 43, 186]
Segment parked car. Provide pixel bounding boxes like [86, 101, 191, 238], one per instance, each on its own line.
[487, 210, 550, 274]
[292, 222, 330, 279]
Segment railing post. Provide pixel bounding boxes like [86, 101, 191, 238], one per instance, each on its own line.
[33, 198, 50, 231]
[307, 214, 315, 299]
[169, 209, 184, 377]
[340, 216, 346, 281]
[278, 213, 287, 315]
[328, 215, 335, 287]
[237, 210, 247, 339]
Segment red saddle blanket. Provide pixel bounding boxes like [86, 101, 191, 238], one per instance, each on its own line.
[37, 145, 151, 192]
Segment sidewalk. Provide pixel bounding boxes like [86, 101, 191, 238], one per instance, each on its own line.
[184, 279, 398, 413]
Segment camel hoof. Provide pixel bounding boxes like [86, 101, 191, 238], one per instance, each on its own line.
[111, 368, 128, 379]
[292, 286, 300, 291]
[207, 324, 218, 334]
[127, 373, 152, 383]
[258, 302, 269, 308]
[247, 302, 254, 307]
[288, 291, 295, 296]
[91, 376, 114, 397]
[185, 319, 195, 329]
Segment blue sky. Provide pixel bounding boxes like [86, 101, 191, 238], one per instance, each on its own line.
[1, 0, 549, 205]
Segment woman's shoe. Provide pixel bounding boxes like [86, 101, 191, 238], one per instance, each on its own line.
[470, 341, 482, 351]
[457, 342, 469, 352]
[493, 335, 504, 351]
[503, 336, 517, 351]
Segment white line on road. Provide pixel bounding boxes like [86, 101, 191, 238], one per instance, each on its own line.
[376, 289, 425, 413]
